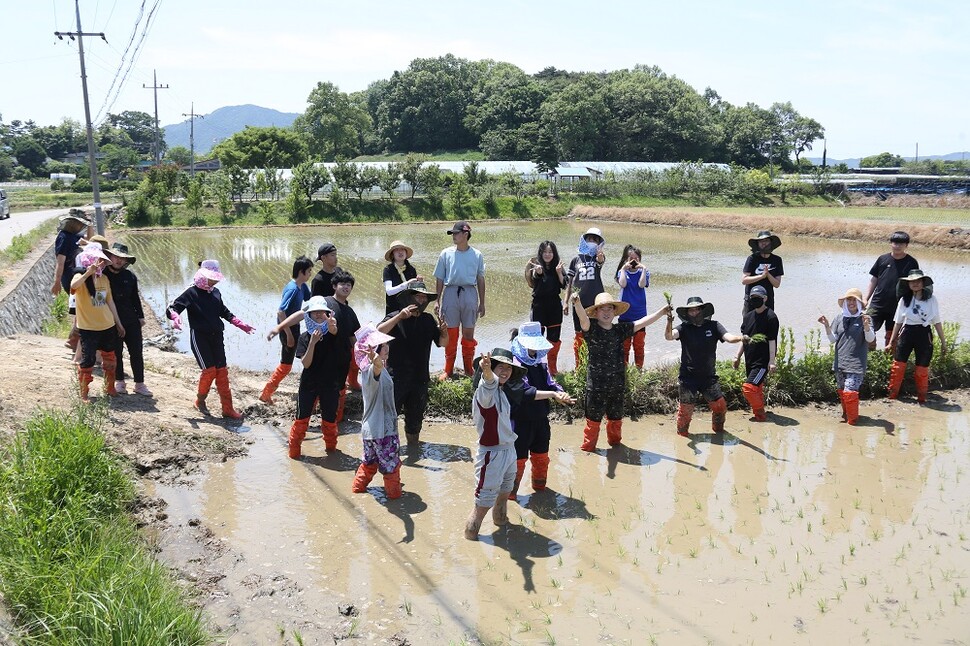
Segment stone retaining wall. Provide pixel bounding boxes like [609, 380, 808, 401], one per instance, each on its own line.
[0, 241, 56, 337]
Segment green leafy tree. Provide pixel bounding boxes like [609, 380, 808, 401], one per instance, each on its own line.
[184, 177, 205, 221]
[105, 110, 158, 157]
[449, 174, 472, 212]
[537, 75, 612, 160]
[376, 162, 402, 198]
[462, 161, 488, 186]
[294, 81, 374, 161]
[224, 165, 251, 202]
[860, 152, 905, 168]
[263, 167, 284, 200]
[349, 165, 380, 199]
[211, 126, 307, 169]
[290, 161, 329, 200]
[252, 170, 269, 200]
[464, 62, 548, 159]
[330, 159, 357, 197]
[32, 118, 85, 160]
[12, 137, 47, 175]
[164, 145, 194, 167]
[417, 164, 443, 201]
[401, 153, 429, 198]
[100, 143, 140, 176]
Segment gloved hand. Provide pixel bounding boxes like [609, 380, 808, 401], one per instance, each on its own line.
[167, 309, 182, 331]
[231, 316, 255, 334]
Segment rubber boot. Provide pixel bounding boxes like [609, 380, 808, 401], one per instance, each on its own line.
[573, 332, 585, 366]
[321, 420, 338, 452]
[195, 367, 217, 412]
[742, 382, 767, 421]
[215, 367, 243, 419]
[606, 419, 623, 446]
[78, 366, 94, 403]
[460, 338, 478, 377]
[710, 397, 727, 433]
[914, 366, 929, 404]
[676, 403, 695, 436]
[101, 350, 118, 396]
[887, 360, 907, 399]
[842, 390, 860, 425]
[530, 452, 550, 491]
[336, 388, 347, 424]
[837, 389, 846, 421]
[508, 458, 527, 500]
[439, 327, 459, 380]
[260, 363, 292, 404]
[581, 418, 601, 452]
[288, 418, 309, 459]
[346, 360, 362, 391]
[352, 462, 379, 492]
[547, 340, 562, 376]
[383, 463, 402, 499]
[632, 329, 645, 369]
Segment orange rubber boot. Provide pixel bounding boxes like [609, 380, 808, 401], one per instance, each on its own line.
[676, 403, 695, 436]
[842, 391, 860, 425]
[887, 360, 907, 399]
[581, 418, 601, 452]
[346, 360, 362, 391]
[508, 458, 527, 500]
[530, 452, 550, 491]
[78, 366, 94, 403]
[321, 420, 338, 452]
[710, 397, 727, 433]
[547, 340, 562, 376]
[101, 351, 118, 396]
[606, 419, 623, 446]
[288, 418, 309, 459]
[260, 363, 292, 404]
[460, 338, 478, 376]
[742, 383, 767, 421]
[914, 366, 929, 403]
[382, 463, 402, 499]
[215, 367, 243, 419]
[352, 462, 379, 492]
[440, 327, 459, 380]
[195, 367, 217, 412]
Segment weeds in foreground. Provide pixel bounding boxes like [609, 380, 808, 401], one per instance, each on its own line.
[41, 291, 71, 338]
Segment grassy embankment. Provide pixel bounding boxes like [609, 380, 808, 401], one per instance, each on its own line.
[5, 186, 124, 213]
[428, 323, 970, 419]
[0, 404, 211, 645]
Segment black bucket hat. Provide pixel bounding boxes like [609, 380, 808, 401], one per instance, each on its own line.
[473, 347, 527, 381]
[748, 230, 782, 253]
[676, 296, 715, 322]
[403, 280, 437, 300]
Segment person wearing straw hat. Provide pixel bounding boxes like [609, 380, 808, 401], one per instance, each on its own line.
[563, 227, 607, 367]
[260, 255, 314, 405]
[104, 242, 153, 397]
[382, 240, 422, 315]
[887, 269, 946, 403]
[732, 284, 779, 422]
[818, 288, 875, 425]
[572, 291, 671, 451]
[864, 231, 920, 350]
[351, 324, 403, 499]
[665, 296, 747, 436]
[71, 241, 125, 403]
[433, 220, 486, 380]
[465, 349, 527, 540]
[166, 259, 256, 420]
[378, 280, 448, 446]
[741, 230, 784, 315]
[507, 322, 576, 498]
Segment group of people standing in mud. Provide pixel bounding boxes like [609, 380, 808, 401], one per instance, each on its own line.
[53, 212, 947, 540]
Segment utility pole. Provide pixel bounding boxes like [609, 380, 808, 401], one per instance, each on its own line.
[181, 103, 205, 177]
[143, 70, 169, 165]
[55, 0, 108, 235]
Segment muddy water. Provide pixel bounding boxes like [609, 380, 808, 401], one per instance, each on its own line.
[121, 222, 970, 373]
[154, 398, 970, 644]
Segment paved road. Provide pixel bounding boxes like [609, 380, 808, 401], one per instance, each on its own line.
[0, 205, 119, 252]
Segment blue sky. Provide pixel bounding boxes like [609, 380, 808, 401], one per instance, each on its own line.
[3, 0, 967, 159]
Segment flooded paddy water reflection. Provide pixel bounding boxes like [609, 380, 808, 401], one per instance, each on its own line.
[122, 220, 970, 373]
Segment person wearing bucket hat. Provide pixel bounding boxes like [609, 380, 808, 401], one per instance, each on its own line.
[53, 213, 95, 352]
[464, 349, 526, 540]
[70, 241, 126, 403]
[166, 259, 255, 420]
[572, 291, 671, 450]
[732, 284, 779, 422]
[268, 296, 338, 458]
[564, 228, 607, 367]
[259, 255, 314, 405]
[506, 323, 576, 498]
[382, 240, 422, 315]
[104, 242, 153, 397]
[377, 280, 449, 445]
[350, 324, 404, 499]
[665, 296, 747, 436]
[311, 242, 341, 298]
[887, 269, 946, 403]
[818, 288, 875, 425]
[741, 230, 784, 315]
[864, 231, 919, 350]
[433, 221, 486, 380]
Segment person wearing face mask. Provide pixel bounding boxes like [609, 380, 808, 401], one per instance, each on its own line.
[665, 296, 747, 436]
[733, 285, 779, 422]
[378, 281, 449, 446]
[818, 288, 876, 425]
[741, 230, 784, 315]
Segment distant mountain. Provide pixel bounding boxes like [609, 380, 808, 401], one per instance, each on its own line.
[163, 105, 300, 156]
[806, 152, 969, 169]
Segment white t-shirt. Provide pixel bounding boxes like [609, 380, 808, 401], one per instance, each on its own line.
[893, 294, 941, 327]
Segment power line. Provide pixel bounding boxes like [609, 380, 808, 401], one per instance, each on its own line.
[92, 0, 147, 123]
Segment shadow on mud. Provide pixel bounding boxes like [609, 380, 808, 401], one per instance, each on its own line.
[302, 449, 359, 472]
[603, 443, 708, 479]
[481, 523, 562, 593]
[521, 487, 596, 521]
[690, 431, 787, 462]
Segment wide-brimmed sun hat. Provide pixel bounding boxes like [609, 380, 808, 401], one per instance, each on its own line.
[59, 211, 93, 227]
[79, 234, 110, 248]
[384, 240, 414, 262]
[583, 227, 604, 243]
[838, 287, 866, 307]
[403, 279, 437, 300]
[196, 259, 224, 282]
[106, 242, 136, 264]
[676, 296, 715, 321]
[748, 230, 782, 252]
[473, 347, 528, 381]
[77, 241, 110, 266]
[302, 296, 333, 314]
[897, 269, 933, 287]
[514, 322, 553, 351]
[585, 292, 630, 318]
[354, 323, 396, 371]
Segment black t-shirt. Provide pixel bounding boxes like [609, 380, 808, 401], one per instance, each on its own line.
[295, 331, 331, 382]
[382, 309, 442, 384]
[310, 267, 340, 298]
[531, 265, 567, 302]
[297, 297, 358, 387]
[326, 296, 359, 378]
[585, 321, 634, 388]
[676, 320, 728, 383]
[868, 253, 919, 315]
[740, 308, 779, 371]
[382, 262, 417, 314]
[105, 267, 144, 323]
[743, 253, 784, 310]
[54, 230, 83, 291]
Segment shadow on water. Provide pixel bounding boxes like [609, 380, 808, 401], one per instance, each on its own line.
[404, 441, 473, 465]
[481, 523, 562, 593]
[378, 490, 428, 544]
[765, 411, 799, 426]
[856, 416, 896, 434]
[522, 487, 596, 521]
[691, 431, 788, 462]
[921, 398, 963, 413]
[603, 442, 708, 479]
[302, 449, 359, 472]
